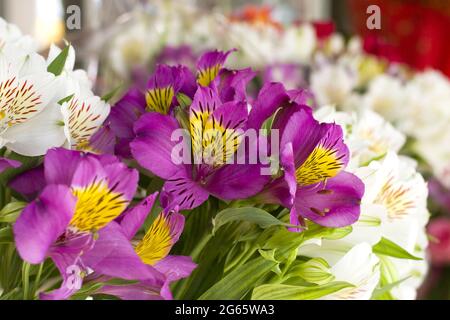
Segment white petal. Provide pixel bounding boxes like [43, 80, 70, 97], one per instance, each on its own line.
[3, 103, 66, 156]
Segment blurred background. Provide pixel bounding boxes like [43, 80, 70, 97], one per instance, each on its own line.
[1, 0, 449, 76]
[1, 0, 450, 300]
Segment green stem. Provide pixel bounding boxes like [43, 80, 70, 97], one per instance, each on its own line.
[21, 262, 31, 300]
[33, 263, 44, 299]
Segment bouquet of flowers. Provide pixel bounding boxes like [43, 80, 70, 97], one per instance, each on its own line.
[0, 14, 429, 300]
[100, 1, 450, 297]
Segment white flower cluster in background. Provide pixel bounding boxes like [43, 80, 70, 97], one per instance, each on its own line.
[0, 18, 109, 157]
[103, 0, 317, 82]
[298, 106, 430, 300]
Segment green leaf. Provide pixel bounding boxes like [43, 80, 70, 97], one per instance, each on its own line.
[252, 281, 354, 300]
[287, 258, 335, 285]
[176, 93, 192, 109]
[261, 107, 282, 134]
[0, 227, 14, 244]
[212, 207, 291, 234]
[303, 223, 353, 241]
[0, 202, 26, 223]
[47, 46, 70, 76]
[58, 94, 74, 105]
[101, 85, 122, 102]
[0, 152, 42, 186]
[371, 275, 411, 299]
[373, 237, 422, 260]
[199, 256, 278, 300]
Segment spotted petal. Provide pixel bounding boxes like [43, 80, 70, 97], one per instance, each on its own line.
[295, 172, 364, 227]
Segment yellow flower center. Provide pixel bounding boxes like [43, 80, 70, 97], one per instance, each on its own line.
[135, 213, 173, 265]
[296, 146, 344, 186]
[197, 65, 221, 87]
[145, 87, 175, 115]
[70, 180, 127, 232]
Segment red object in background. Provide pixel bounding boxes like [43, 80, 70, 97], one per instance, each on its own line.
[428, 218, 450, 266]
[229, 5, 282, 30]
[312, 21, 336, 40]
[348, 0, 450, 77]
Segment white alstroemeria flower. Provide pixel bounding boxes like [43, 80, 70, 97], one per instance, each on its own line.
[310, 63, 357, 107]
[226, 22, 281, 69]
[46, 44, 93, 100]
[108, 17, 162, 78]
[389, 229, 429, 300]
[323, 34, 345, 56]
[315, 106, 406, 168]
[399, 70, 450, 139]
[60, 86, 110, 151]
[352, 154, 428, 300]
[0, 18, 36, 56]
[299, 243, 380, 300]
[360, 74, 405, 123]
[0, 49, 65, 156]
[415, 132, 450, 189]
[277, 24, 316, 64]
[360, 153, 429, 239]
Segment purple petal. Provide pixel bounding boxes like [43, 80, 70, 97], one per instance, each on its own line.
[44, 148, 83, 186]
[205, 161, 269, 200]
[294, 171, 364, 227]
[14, 185, 76, 264]
[9, 165, 45, 201]
[99, 283, 165, 300]
[109, 89, 146, 140]
[40, 253, 84, 300]
[279, 108, 329, 168]
[287, 89, 315, 107]
[119, 192, 159, 240]
[160, 172, 209, 210]
[247, 82, 290, 130]
[131, 112, 188, 180]
[251, 143, 296, 210]
[102, 161, 139, 202]
[0, 157, 21, 173]
[155, 255, 197, 300]
[197, 49, 235, 87]
[156, 45, 197, 70]
[155, 255, 196, 283]
[190, 86, 222, 115]
[70, 155, 106, 188]
[89, 125, 116, 155]
[147, 64, 183, 92]
[82, 222, 165, 282]
[176, 65, 197, 99]
[216, 68, 256, 102]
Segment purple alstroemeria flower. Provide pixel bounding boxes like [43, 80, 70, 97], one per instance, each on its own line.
[13, 148, 166, 299]
[95, 193, 196, 300]
[197, 49, 256, 103]
[0, 157, 21, 173]
[156, 45, 198, 70]
[108, 88, 147, 158]
[249, 82, 364, 229]
[108, 50, 255, 160]
[196, 49, 236, 87]
[145, 64, 197, 115]
[131, 84, 269, 211]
